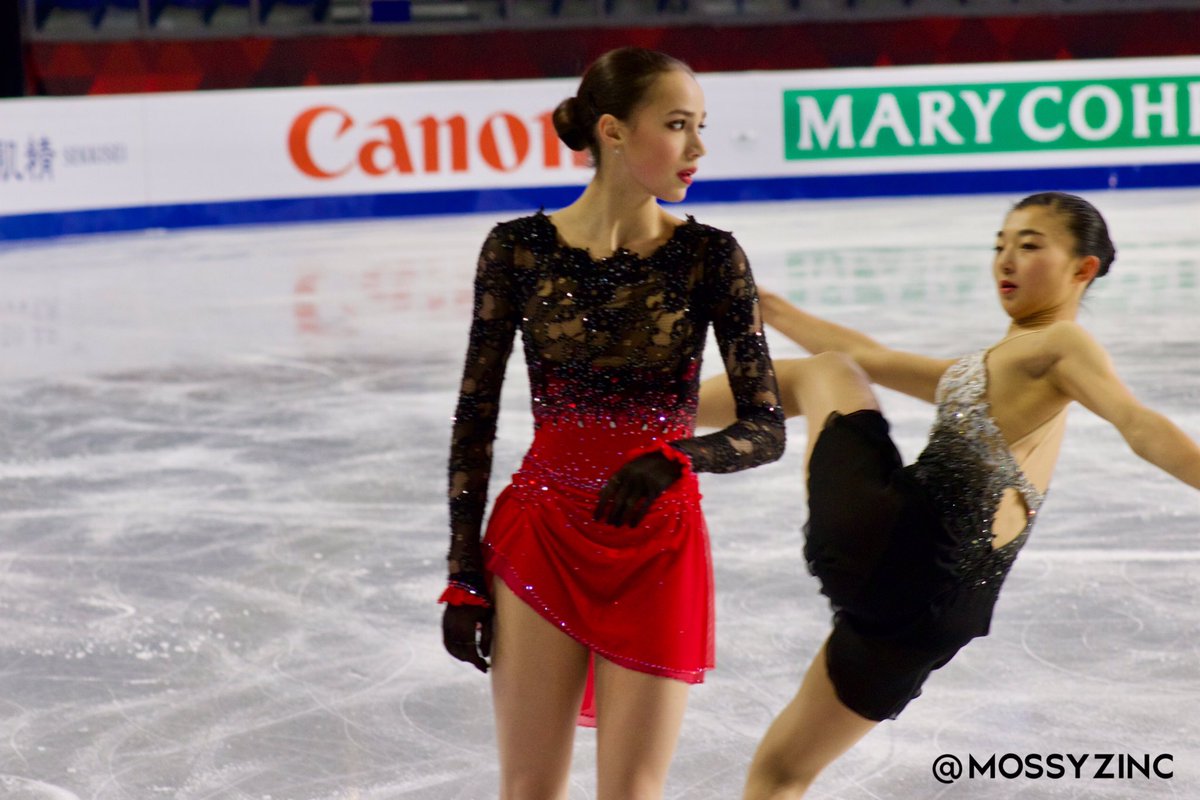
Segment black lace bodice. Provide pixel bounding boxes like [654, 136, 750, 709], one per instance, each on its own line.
[447, 212, 785, 573]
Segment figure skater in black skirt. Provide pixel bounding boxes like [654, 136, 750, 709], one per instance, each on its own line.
[697, 192, 1200, 799]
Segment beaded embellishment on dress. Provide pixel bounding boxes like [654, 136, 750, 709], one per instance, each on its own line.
[447, 212, 785, 573]
[909, 349, 1046, 591]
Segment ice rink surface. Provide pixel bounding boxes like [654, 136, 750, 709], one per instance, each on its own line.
[1, 188, 1198, 799]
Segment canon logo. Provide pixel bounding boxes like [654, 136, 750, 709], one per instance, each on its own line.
[288, 106, 590, 179]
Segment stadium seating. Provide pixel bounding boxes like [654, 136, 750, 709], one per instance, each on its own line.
[32, 0, 330, 28]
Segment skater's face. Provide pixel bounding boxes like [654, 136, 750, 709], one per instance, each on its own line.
[993, 206, 1098, 322]
[607, 69, 707, 202]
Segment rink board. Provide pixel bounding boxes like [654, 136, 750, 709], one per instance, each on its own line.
[2, 57, 1199, 240]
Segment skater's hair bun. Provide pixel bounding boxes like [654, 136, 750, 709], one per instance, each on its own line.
[552, 96, 592, 153]
[1014, 192, 1117, 280]
[553, 47, 692, 165]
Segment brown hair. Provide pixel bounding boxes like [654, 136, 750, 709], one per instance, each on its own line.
[552, 47, 692, 165]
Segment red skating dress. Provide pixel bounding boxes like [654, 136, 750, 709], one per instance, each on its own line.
[447, 212, 784, 723]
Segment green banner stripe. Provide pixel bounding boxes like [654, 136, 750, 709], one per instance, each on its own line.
[784, 75, 1200, 160]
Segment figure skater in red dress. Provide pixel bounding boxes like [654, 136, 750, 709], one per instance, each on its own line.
[441, 47, 786, 800]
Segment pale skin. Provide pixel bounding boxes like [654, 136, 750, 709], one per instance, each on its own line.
[489, 66, 707, 800]
[696, 204, 1200, 799]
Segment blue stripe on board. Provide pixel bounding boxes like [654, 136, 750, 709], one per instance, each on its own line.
[4, 162, 1199, 241]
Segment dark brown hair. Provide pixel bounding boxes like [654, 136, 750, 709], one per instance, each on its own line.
[552, 47, 692, 165]
[1013, 192, 1117, 279]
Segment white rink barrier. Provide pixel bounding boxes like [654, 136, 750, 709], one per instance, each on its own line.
[2, 57, 1199, 239]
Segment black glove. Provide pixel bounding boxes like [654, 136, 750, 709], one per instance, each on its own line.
[594, 450, 684, 528]
[441, 571, 493, 673]
[442, 604, 493, 673]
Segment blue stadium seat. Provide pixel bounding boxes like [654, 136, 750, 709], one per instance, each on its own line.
[371, 0, 411, 22]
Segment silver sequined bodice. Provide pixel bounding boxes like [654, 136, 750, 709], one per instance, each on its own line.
[908, 349, 1045, 591]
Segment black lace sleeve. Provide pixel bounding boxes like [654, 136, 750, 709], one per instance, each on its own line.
[447, 226, 520, 574]
[670, 234, 786, 472]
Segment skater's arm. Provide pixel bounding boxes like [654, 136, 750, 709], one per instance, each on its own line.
[447, 226, 520, 574]
[1047, 321, 1200, 489]
[671, 235, 786, 472]
[759, 289, 953, 403]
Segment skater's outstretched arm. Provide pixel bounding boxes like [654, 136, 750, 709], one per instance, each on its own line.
[758, 289, 954, 403]
[1045, 321, 1200, 488]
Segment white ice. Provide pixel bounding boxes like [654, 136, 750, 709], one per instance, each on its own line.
[0, 188, 1198, 799]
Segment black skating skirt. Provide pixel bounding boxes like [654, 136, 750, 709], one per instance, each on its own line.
[804, 410, 997, 721]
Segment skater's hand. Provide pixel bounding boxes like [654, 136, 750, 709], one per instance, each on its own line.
[442, 603, 493, 673]
[594, 451, 684, 528]
[440, 571, 493, 673]
[756, 286, 787, 326]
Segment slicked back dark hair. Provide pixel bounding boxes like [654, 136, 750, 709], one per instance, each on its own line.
[1013, 192, 1116, 280]
[552, 47, 692, 165]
